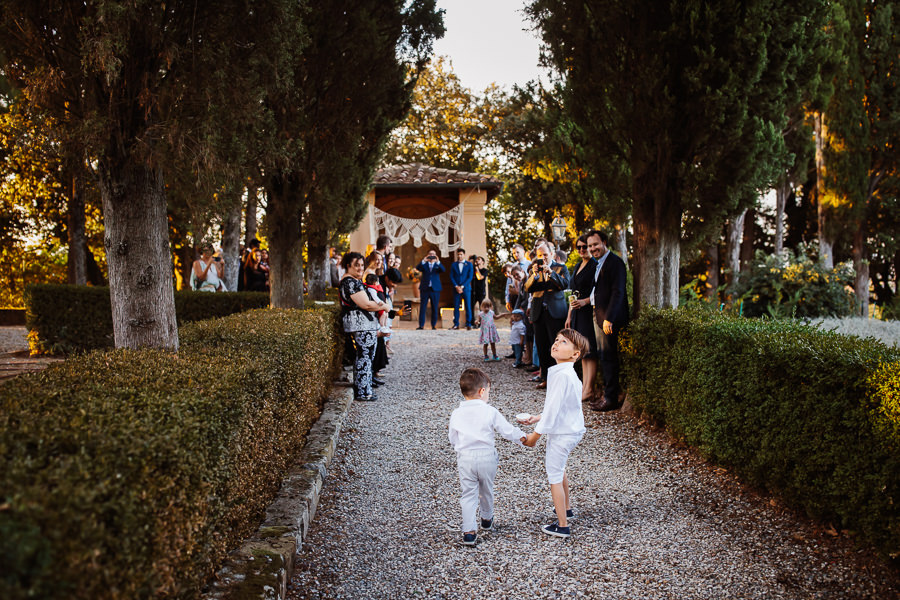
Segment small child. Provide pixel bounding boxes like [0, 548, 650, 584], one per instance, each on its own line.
[509, 308, 527, 367]
[449, 368, 527, 546]
[476, 299, 501, 362]
[521, 328, 590, 538]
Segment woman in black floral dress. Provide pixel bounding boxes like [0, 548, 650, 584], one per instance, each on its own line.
[339, 252, 387, 401]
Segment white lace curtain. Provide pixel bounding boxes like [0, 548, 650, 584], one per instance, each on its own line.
[372, 205, 462, 257]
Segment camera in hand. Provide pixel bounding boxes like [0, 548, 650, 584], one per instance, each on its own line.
[534, 258, 544, 267]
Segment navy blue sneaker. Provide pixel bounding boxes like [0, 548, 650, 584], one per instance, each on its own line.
[480, 518, 493, 531]
[542, 522, 570, 538]
[462, 532, 477, 546]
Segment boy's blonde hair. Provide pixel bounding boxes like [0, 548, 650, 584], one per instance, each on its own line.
[558, 328, 589, 361]
[459, 367, 491, 398]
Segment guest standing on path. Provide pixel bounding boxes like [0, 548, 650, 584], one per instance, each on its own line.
[565, 234, 600, 403]
[470, 255, 489, 315]
[450, 248, 474, 330]
[476, 299, 502, 362]
[523, 242, 569, 389]
[586, 229, 629, 412]
[339, 251, 388, 402]
[416, 249, 445, 330]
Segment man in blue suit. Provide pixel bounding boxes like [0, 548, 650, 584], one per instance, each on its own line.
[415, 248, 445, 330]
[449, 248, 474, 330]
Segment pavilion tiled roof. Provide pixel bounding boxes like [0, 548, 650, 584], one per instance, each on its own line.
[373, 163, 503, 199]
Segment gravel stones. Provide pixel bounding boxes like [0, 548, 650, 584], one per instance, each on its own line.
[288, 327, 900, 599]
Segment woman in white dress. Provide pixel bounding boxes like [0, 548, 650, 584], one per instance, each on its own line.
[192, 244, 226, 292]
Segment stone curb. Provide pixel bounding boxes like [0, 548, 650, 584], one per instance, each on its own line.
[202, 379, 354, 600]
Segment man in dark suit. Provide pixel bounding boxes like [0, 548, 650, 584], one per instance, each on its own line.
[415, 249, 445, 329]
[449, 248, 475, 330]
[587, 229, 629, 411]
[523, 242, 570, 388]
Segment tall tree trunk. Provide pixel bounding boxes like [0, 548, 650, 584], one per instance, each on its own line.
[306, 235, 329, 301]
[613, 224, 628, 268]
[726, 209, 746, 285]
[774, 178, 788, 256]
[740, 208, 756, 272]
[245, 185, 259, 246]
[852, 222, 869, 317]
[631, 178, 680, 313]
[66, 171, 87, 285]
[814, 112, 834, 269]
[98, 162, 178, 350]
[266, 174, 305, 308]
[222, 202, 241, 292]
[705, 242, 719, 301]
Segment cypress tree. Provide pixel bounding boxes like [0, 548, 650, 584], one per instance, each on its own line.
[529, 0, 831, 311]
[823, 0, 900, 315]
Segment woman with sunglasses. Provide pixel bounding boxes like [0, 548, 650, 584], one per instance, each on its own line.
[564, 233, 599, 403]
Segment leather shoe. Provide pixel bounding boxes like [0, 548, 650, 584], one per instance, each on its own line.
[466, 326, 472, 330]
[535, 381, 547, 390]
[450, 325, 459, 330]
[416, 326, 424, 330]
[590, 398, 619, 412]
[505, 353, 516, 359]
[526, 365, 540, 373]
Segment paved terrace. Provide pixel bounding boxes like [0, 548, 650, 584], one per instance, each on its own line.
[288, 322, 900, 600]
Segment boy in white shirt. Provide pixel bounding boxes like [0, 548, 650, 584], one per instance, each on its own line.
[449, 367, 527, 546]
[521, 328, 590, 538]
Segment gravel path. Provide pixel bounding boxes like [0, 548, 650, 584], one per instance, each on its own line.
[289, 327, 900, 599]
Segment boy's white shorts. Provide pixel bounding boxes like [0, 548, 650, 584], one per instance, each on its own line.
[545, 432, 583, 484]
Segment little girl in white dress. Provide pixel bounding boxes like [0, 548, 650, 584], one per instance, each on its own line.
[477, 299, 501, 361]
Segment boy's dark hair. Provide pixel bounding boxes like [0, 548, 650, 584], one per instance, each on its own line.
[558, 328, 590, 361]
[364, 273, 378, 286]
[459, 367, 491, 398]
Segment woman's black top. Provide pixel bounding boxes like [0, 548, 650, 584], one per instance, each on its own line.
[471, 268, 488, 301]
[569, 258, 598, 355]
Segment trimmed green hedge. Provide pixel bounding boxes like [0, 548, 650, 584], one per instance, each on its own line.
[623, 307, 900, 558]
[24, 284, 271, 354]
[0, 307, 341, 600]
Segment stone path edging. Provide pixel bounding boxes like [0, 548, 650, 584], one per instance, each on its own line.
[203, 379, 354, 600]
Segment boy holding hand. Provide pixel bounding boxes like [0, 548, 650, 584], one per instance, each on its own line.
[521, 328, 590, 538]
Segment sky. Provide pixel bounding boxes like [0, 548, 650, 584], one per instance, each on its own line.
[431, 0, 547, 92]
